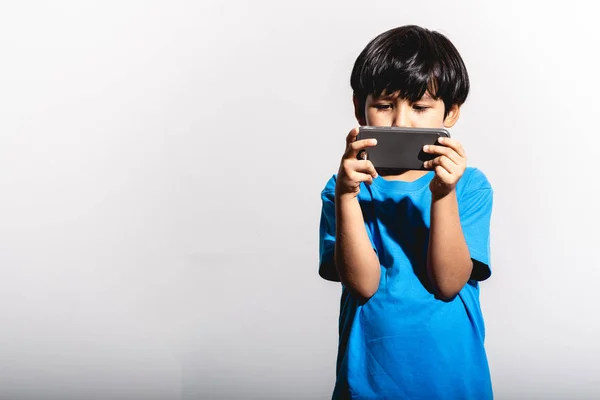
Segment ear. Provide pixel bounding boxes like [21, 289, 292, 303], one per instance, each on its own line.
[353, 95, 367, 126]
[443, 104, 460, 128]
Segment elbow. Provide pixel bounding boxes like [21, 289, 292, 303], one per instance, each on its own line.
[434, 285, 461, 301]
[428, 260, 473, 301]
[432, 273, 471, 300]
[353, 282, 379, 301]
[338, 270, 380, 302]
[334, 254, 381, 301]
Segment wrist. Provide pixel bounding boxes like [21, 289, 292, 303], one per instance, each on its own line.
[431, 187, 457, 203]
[335, 191, 359, 203]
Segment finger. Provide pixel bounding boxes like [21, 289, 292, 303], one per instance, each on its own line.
[423, 144, 461, 165]
[437, 137, 466, 158]
[348, 159, 378, 178]
[341, 159, 378, 178]
[425, 156, 457, 175]
[345, 127, 360, 146]
[344, 138, 378, 159]
[342, 159, 377, 178]
[349, 171, 376, 185]
[434, 165, 453, 183]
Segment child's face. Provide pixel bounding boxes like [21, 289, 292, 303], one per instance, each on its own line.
[358, 91, 460, 129]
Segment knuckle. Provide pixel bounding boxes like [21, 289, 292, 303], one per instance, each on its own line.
[342, 161, 352, 174]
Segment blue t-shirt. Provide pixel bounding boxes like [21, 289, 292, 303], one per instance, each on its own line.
[318, 167, 494, 400]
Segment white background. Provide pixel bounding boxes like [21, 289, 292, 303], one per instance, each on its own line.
[1, 1, 598, 399]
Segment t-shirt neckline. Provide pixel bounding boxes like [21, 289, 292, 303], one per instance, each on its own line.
[371, 171, 434, 192]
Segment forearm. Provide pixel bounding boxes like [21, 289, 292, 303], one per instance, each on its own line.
[427, 190, 473, 299]
[334, 194, 380, 299]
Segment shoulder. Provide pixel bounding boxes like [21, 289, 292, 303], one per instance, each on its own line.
[456, 167, 493, 205]
[320, 173, 373, 201]
[461, 167, 493, 192]
[321, 174, 337, 194]
[321, 174, 337, 202]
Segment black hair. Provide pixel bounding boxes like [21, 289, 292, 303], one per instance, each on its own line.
[350, 25, 470, 119]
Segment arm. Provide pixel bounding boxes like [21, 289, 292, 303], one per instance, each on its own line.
[334, 194, 380, 300]
[423, 137, 475, 299]
[332, 127, 381, 300]
[427, 190, 473, 300]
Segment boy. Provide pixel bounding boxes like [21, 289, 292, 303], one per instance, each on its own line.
[318, 25, 494, 399]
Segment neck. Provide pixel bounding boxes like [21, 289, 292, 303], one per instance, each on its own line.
[377, 169, 430, 182]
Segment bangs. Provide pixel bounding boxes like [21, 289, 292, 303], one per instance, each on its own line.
[351, 25, 469, 114]
[360, 58, 443, 103]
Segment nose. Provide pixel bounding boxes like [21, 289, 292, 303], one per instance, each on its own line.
[392, 106, 410, 127]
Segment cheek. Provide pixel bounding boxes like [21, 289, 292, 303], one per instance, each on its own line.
[365, 109, 390, 125]
[420, 108, 447, 127]
[430, 106, 447, 122]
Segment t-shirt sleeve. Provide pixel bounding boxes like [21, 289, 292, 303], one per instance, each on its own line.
[460, 169, 494, 281]
[319, 188, 339, 281]
[318, 177, 377, 282]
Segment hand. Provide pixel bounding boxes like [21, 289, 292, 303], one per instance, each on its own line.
[422, 137, 467, 199]
[335, 127, 379, 200]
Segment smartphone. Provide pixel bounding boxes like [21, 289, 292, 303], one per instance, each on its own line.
[356, 126, 450, 171]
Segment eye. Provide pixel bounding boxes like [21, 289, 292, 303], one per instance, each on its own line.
[373, 104, 392, 111]
[413, 105, 430, 113]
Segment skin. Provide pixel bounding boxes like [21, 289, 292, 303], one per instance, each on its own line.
[334, 90, 473, 301]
